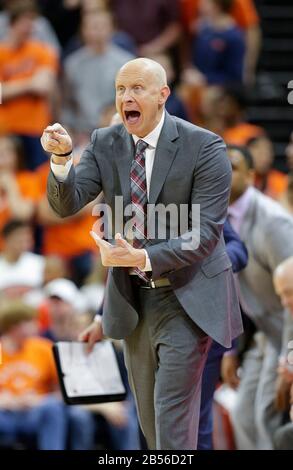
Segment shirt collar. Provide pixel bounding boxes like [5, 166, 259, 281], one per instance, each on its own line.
[132, 111, 165, 149]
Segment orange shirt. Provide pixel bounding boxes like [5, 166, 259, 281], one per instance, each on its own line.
[180, 0, 259, 32]
[223, 122, 264, 146]
[0, 40, 58, 136]
[0, 171, 42, 250]
[254, 170, 288, 200]
[0, 337, 58, 397]
[37, 162, 97, 257]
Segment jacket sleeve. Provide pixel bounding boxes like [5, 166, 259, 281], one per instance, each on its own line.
[47, 129, 102, 218]
[146, 133, 232, 279]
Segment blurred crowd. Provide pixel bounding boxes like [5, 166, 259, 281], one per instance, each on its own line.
[0, 0, 293, 450]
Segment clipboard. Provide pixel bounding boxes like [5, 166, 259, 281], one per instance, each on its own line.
[52, 340, 127, 405]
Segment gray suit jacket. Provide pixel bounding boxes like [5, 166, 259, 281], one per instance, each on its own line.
[47, 112, 243, 347]
[238, 187, 293, 350]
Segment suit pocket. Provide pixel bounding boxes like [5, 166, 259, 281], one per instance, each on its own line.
[200, 253, 232, 278]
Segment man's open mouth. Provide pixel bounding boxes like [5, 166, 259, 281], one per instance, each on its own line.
[124, 110, 141, 124]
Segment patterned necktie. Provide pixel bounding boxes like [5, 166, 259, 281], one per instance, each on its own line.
[130, 139, 150, 282]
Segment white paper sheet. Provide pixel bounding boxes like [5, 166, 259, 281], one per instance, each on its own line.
[57, 341, 126, 398]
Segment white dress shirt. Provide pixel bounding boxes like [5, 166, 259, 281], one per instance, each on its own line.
[50, 111, 166, 272]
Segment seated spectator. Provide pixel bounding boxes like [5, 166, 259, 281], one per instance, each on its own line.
[215, 86, 264, 144]
[273, 257, 293, 449]
[110, 0, 181, 56]
[0, 220, 44, 299]
[0, 0, 60, 54]
[190, 0, 245, 85]
[42, 278, 87, 341]
[151, 53, 190, 121]
[61, 9, 133, 137]
[0, 0, 58, 169]
[0, 136, 41, 250]
[180, 0, 261, 85]
[247, 135, 288, 201]
[0, 300, 66, 449]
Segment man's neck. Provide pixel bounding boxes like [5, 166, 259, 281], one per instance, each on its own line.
[88, 42, 108, 55]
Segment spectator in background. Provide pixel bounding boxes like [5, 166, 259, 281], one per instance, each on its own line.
[110, 0, 181, 56]
[151, 53, 190, 121]
[0, 220, 44, 299]
[213, 86, 264, 144]
[247, 134, 288, 201]
[42, 278, 87, 341]
[221, 145, 293, 449]
[63, 0, 137, 59]
[180, 0, 261, 86]
[0, 0, 60, 54]
[0, 300, 66, 449]
[0, 0, 58, 169]
[40, 278, 95, 450]
[273, 257, 293, 449]
[62, 9, 133, 137]
[0, 136, 41, 251]
[191, 0, 245, 85]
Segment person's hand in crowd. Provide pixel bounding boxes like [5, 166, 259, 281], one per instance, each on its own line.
[0, 392, 25, 411]
[78, 317, 104, 354]
[221, 353, 240, 389]
[41, 123, 73, 160]
[90, 232, 146, 269]
[275, 375, 291, 412]
[86, 402, 128, 428]
[28, 70, 55, 96]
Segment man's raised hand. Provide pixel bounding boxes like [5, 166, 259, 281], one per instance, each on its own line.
[41, 123, 72, 156]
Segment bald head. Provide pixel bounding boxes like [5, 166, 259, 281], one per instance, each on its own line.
[274, 256, 293, 314]
[115, 57, 170, 137]
[118, 58, 168, 89]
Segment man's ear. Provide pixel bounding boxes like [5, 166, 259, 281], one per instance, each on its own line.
[159, 85, 171, 105]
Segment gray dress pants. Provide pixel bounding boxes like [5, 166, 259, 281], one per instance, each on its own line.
[123, 284, 212, 450]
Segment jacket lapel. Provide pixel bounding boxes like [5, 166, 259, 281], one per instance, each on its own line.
[149, 113, 179, 205]
[112, 125, 135, 209]
[112, 112, 179, 209]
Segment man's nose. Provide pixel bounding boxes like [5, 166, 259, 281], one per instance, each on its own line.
[122, 90, 134, 102]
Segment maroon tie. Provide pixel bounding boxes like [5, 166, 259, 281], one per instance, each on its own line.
[130, 139, 150, 282]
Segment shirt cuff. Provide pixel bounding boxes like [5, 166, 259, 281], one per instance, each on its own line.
[142, 249, 152, 272]
[50, 155, 73, 182]
[94, 314, 102, 323]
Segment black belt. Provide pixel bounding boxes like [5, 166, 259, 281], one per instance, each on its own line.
[131, 276, 171, 289]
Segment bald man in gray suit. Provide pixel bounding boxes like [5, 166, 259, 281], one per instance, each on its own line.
[43, 58, 242, 450]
